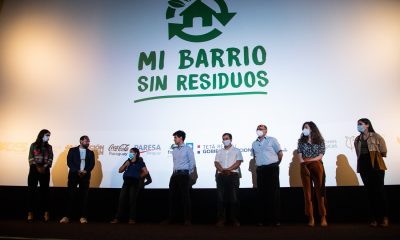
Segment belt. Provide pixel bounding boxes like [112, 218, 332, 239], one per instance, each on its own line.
[218, 172, 238, 176]
[173, 169, 189, 175]
[256, 162, 279, 169]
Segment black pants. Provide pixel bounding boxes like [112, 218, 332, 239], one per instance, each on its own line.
[169, 173, 191, 221]
[115, 178, 140, 220]
[256, 164, 280, 224]
[66, 172, 90, 218]
[27, 165, 50, 212]
[360, 169, 387, 222]
[216, 173, 240, 222]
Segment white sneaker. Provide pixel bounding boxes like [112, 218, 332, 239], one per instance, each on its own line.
[59, 217, 69, 223]
[80, 217, 88, 224]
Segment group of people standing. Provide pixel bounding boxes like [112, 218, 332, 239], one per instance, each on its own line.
[26, 118, 389, 227]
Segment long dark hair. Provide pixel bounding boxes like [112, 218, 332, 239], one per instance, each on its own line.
[35, 129, 51, 146]
[298, 121, 324, 145]
[357, 118, 376, 133]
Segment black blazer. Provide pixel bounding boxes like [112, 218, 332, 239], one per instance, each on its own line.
[67, 146, 95, 177]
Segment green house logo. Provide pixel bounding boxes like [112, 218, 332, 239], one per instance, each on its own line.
[166, 0, 236, 42]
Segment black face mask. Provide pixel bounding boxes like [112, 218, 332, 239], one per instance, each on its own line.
[82, 144, 89, 149]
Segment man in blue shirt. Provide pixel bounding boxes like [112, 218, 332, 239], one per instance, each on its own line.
[252, 124, 283, 226]
[166, 130, 196, 225]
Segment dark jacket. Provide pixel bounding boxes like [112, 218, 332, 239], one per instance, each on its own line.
[67, 146, 95, 177]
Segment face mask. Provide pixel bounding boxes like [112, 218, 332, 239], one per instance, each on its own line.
[256, 130, 264, 137]
[128, 153, 134, 159]
[357, 125, 365, 133]
[42, 136, 50, 142]
[223, 140, 231, 147]
[302, 128, 311, 136]
[83, 144, 89, 149]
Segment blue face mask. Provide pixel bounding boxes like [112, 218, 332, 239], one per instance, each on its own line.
[357, 125, 365, 133]
[302, 128, 311, 137]
[128, 153, 134, 159]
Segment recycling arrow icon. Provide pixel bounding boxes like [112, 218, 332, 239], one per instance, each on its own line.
[167, 0, 236, 42]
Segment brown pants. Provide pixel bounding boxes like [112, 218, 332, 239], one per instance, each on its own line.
[301, 161, 327, 217]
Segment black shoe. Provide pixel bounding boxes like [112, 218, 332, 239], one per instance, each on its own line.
[233, 220, 240, 227]
[274, 222, 281, 227]
[160, 219, 172, 225]
[216, 219, 224, 227]
[183, 220, 192, 226]
[257, 222, 264, 227]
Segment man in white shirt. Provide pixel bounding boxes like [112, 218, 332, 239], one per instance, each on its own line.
[214, 133, 243, 227]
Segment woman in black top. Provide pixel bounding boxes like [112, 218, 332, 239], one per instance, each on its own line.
[110, 148, 149, 224]
[354, 118, 389, 227]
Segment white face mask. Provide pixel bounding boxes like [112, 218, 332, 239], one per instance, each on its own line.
[256, 130, 264, 137]
[223, 140, 231, 147]
[42, 135, 50, 142]
[302, 128, 311, 137]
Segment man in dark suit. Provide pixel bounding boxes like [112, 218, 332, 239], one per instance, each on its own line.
[60, 135, 95, 224]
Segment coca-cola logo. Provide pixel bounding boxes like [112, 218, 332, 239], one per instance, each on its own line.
[108, 144, 130, 156]
[108, 144, 130, 152]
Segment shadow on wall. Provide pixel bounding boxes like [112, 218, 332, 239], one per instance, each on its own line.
[111, 159, 124, 188]
[51, 146, 103, 188]
[90, 149, 103, 188]
[289, 150, 302, 187]
[336, 154, 359, 186]
[248, 158, 257, 188]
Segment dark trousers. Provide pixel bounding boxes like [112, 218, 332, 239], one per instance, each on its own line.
[360, 169, 387, 222]
[115, 178, 140, 220]
[256, 164, 280, 224]
[27, 165, 50, 212]
[169, 173, 191, 221]
[66, 172, 90, 218]
[216, 173, 240, 222]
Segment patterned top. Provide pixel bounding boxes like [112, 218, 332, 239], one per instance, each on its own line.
[297, 142, 325, 159]
[28, 143, 53, 167]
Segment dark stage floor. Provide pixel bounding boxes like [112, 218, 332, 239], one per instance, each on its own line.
[0, 220, 399, 240]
